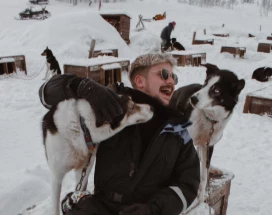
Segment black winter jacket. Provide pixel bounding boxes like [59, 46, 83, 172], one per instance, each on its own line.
[39, 75, 200, 215]
[160, 23, 174, 42]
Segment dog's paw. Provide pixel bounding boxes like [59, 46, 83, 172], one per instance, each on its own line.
[209, 165, 223, 176]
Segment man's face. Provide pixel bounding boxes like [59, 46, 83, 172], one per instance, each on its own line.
[140, 62, 175, 106]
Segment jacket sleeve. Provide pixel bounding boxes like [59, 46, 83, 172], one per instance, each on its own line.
[166, 26, 172, 42]
[38, 74, 83, 109]
[148, 139, 200, 215]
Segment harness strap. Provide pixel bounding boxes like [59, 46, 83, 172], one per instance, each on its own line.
[79, 116, 95, 152]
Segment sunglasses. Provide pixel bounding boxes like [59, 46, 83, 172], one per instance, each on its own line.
[158, 68, 178, 85]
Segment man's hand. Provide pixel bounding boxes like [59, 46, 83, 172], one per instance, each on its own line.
[119, 204, 152, 215]
[77, 79, 123, 127]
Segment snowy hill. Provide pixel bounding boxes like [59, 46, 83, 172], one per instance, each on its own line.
[0, 0, 271, 215]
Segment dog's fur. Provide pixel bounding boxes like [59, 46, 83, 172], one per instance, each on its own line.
[252, 67, 272, 82]
[171, 38, 186, 51]
[43, 92, 154, 215]
[170, 63, 245, 202]
[41, 47, 61, 81]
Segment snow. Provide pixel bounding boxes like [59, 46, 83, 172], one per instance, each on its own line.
[0, 0, 272, 215]
[101, 63, 121, 70]
[63, 56, 130, 67]
[249, 85, 272, 98]
[0, 57, 15, 63]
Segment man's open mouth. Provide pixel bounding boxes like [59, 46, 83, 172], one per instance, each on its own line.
[160, 86, 173, 96]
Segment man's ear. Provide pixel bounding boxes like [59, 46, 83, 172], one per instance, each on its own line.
[134, 75, 146, 89]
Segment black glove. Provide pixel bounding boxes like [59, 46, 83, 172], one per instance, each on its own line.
[77, 78, 123, 127]
[119, 204, 152, 215]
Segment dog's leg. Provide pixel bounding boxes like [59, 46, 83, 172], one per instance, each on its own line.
[197, 145, 208, 203]
[43, 63, 50, 80]
[51, 169, 67, 215]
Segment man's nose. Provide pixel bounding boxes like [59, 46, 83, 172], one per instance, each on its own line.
[166, 75, 175, 84]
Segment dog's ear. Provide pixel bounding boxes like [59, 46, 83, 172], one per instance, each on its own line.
[265, 68, 272, 77]
[232, 79, 245, 95]
[201, 63, 219, 76]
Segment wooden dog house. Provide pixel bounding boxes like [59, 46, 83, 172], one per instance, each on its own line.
[0, 55, 27, 75]
[220, 46, 246, 58]
[100, 12, 131, 44]
[243, 85, 272, 117]
[90, 48, 118, 58]
[192, 32, 214, 45]
[257, 41, 272, 53]
[183, 171, 234, 215]
[63, 56, 130, 86]
[170, 50, 206, 67]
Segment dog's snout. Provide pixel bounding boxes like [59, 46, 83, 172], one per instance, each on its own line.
[190, 96, 199, 106]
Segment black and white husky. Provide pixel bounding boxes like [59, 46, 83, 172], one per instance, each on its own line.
[170, 63, 245, 202]
[41, 47, 61, 81]
[42, 93, 154, 215]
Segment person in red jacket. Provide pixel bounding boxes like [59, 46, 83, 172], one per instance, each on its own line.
[39, 53, 200, 215]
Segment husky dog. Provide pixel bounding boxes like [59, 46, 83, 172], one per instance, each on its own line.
[42, 93, 154, 215]
[171, 38, 185, 51]
[41, 47, 61, 81]
[252, 67, 272, 82]
[170, 63, 245, 201]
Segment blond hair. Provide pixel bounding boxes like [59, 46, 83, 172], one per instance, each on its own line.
[129, 53, 177, 88]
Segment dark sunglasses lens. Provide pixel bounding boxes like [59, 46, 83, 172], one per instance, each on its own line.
[161, 69, 169, 80]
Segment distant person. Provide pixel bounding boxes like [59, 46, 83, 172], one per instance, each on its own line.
[160, 21, 176, 52]
[89, 0, 92, 6]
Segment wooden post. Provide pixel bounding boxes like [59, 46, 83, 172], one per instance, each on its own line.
[88, 39, 96, 58]
[192, 32, 196, 45]
[260, 25, 261, 31]
[204, 29, 206, 35]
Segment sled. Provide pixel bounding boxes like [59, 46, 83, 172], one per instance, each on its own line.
[29, 0, 49, 5]
[15, 7, 51, 20]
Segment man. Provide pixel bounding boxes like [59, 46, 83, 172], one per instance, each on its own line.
[39, 53, 200, 215]
[160, 22, 176, 52]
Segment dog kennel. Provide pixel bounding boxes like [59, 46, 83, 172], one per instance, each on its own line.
[63, 56, 130, 86]
[182, 171, 234, 215]
[0, 55, 27, 75]
[243, 85, 272, 117]
[100, 12, 131, 44]
[170, 50, 206, 67]
[220, 46, 246, 58]
[90, 48, 118, 58]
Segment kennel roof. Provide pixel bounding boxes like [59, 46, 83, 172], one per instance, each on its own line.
[169, 50, 206, 55]
[99, 10, 131, 18]
[63, 56, 130, 67]
[248, 85, 272, 99]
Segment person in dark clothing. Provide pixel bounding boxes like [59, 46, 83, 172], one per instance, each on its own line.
[39, 53, 200, 215]
[160, 22, 176, 52]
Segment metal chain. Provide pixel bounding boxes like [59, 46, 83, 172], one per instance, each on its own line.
[75, 153, 93, 191]
[206, 121, 215, 215]
[8, 62, 46, 80]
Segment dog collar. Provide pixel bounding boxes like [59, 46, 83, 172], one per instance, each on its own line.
[203, 110, 218, 124]
[79, 116, 96, 152]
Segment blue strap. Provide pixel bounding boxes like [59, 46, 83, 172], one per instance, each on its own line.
[160, 121, 192, 145]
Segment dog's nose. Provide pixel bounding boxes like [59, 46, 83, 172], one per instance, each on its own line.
[190, 96, 199, 106]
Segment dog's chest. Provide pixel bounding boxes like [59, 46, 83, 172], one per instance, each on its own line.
[188, 110, 227, 146]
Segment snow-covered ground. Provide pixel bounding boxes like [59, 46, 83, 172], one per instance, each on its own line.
[0, 0, 271, 215]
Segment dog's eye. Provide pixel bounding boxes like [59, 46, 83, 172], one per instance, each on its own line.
[213, 87, 220, 94]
